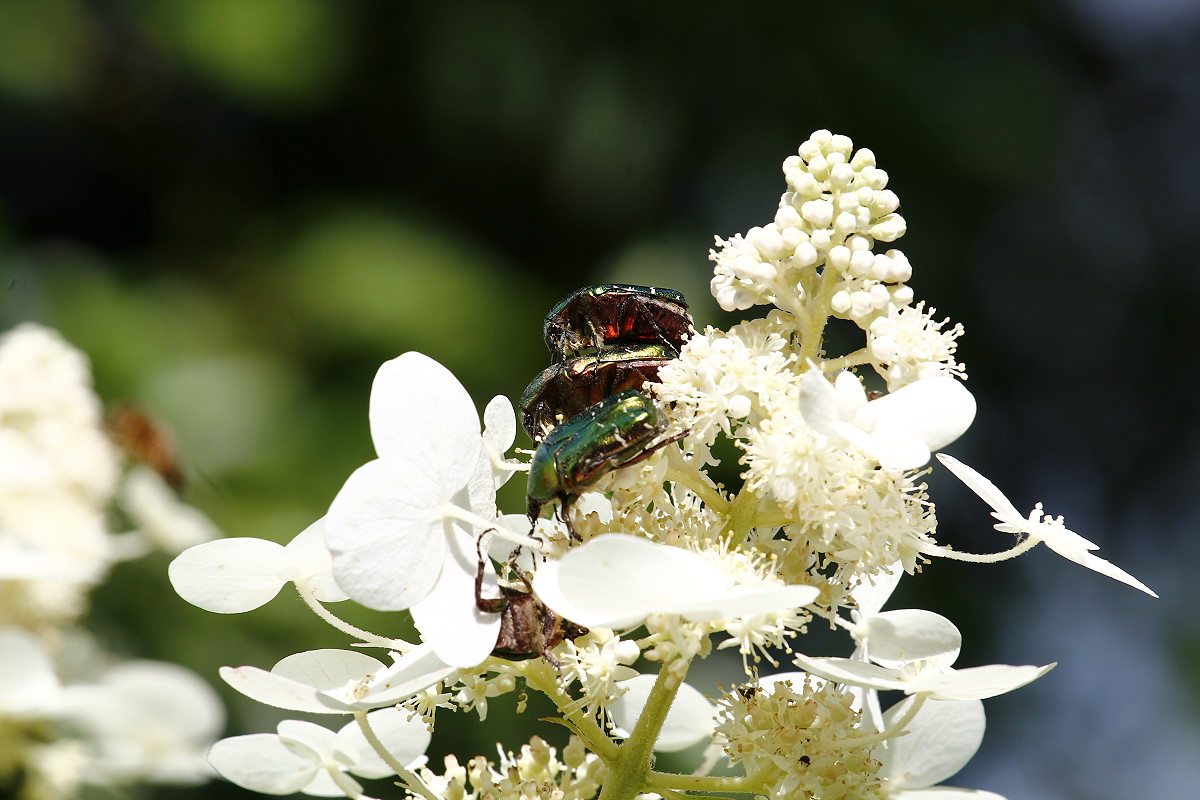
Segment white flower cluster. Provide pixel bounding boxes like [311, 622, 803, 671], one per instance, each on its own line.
[418, 737, 605, 800]
[710, 130, 908, 325]
[167, 131, 1154, 800]
[0, 323, 223, 800]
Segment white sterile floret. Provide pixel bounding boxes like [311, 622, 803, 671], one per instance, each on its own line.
[876, 696, 1002, 799]
[609, 674, 717, 752]
[867, 302, 966, 391]
[221, 644, 456, 714]
[208, 709, 430, 798]
[117, 466, 220, 555]
[0, 322, 120, 504]
[168, 517, 348, 613]
[323, 352, 504, 667]
[531, 534, 818, 630]
[799, 370, 975, 471]
[57, 660, 224, 785]
[792, 610, 1054, 702]
[482, 394, 525, 489]
[0, 627, 62, 717]
[936, 455, 1157, 597]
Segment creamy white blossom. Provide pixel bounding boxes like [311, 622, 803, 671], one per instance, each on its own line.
[153, 132, 1151, 800]
[220, 646, 456, 714]
[936, 454, 1156, 597]
[208, 709, 430, 797]
[799, 370, 975, 471]
[323, 352, 503, 667]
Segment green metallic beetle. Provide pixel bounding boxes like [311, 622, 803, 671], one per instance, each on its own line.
[519, 342, 678, 441]
[543, 284, 692, 362]
[526, 389, 679, 538]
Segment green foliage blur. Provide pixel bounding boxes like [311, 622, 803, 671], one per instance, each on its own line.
[2, 1, 1196, 798]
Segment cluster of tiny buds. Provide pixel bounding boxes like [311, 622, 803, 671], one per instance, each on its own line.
[709, 129, 911, 326]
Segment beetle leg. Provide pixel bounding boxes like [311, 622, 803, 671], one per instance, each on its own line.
[560, 495, 581, 541]
[474, 531, 508, 614]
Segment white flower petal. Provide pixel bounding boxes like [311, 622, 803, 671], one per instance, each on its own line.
[935, 455, 1021, 519]
[798, 370, 841, 435]
[872, 377, 975, 454]
[0, 628, 61, 714]
[220, 650, 386, 714]
[868, 427, 933, 472]
[337, 707, 432, 778]
[863, 610, 961, 668]
[916, 663, 1055, 701]
[791, 653, 912, 692]
[208, 733, 318, 795]
[609, 674, 716, 752]
[272, 650, 387, 695]
[466, 439, 500, 519]
[677, 584, 820, 622]
[881, 697, 985, 790]
[533, 534, 724, 629]
[70, 660, 224, 742]
[893, 789, 1006, 799]
[368, 352, 482, 490]
[483, 395, 516, 455]
[282, 518, 349, 603]
[321, 643, 457, 709]
[1070, 550, 1158, 597]
[168, 538, 289, 613]
[851, 562, 904, 618]
[325, 458, 446, 611]
[277, 719, 346, 759]
[410, 528, 502, 668]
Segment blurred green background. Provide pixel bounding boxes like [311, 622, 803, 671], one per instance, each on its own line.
[2, 1, 1197, 798]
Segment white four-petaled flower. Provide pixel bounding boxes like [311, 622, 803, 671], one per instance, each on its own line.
[799, 370, 976, 471]
[323, 353, 504, 667]
[207, 708, 430, 798]
[936, 454, 1157, 597]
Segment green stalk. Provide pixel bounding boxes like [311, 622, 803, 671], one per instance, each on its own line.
[796, 258, 840, 365]
[719, 484, 760, 544]
[596, 658, 692, 800]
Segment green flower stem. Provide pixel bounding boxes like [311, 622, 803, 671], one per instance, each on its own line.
[351, 710, 438, 800]
[518, 660, 619, 762]
[596, 658, 693, 800]
[751, 509, 795, 529]
[665, 447, 729, 512]
[646, 769, 761, 794]
[797, 260, 840, 365]
[821, 348, 873, 372]
[720, 484, 761, 544]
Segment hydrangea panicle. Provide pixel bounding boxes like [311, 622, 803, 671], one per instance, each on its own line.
[155, 131, 1155, 800]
